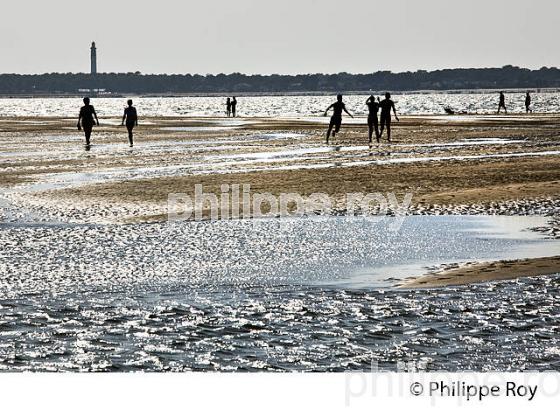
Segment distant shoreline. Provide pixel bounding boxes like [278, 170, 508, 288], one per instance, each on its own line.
[1, 87, 559, 99]
[2, 66, 559, 97]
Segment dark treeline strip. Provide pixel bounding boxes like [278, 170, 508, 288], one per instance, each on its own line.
[1, 66, 560, 95]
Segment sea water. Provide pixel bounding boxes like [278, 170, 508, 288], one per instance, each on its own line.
[0, 215, 558, 371]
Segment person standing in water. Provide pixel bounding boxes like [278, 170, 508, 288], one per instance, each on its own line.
[379, 93, 399, 143]
[231, 97, 238, 117]
[226, 97, 232, 117]
[77, 97, 99, 148]
[323, 94, 354, 144]
[366, 95, 380, 146]
[525, 91, 532, 113]
[121, 99, 138, 147]
[498, 91, 507, 114]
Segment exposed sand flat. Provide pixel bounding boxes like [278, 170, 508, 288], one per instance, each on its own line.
[398, 256, 560, 288]
[1, 115, 559, 176]
[0, 114, 559, 290]
[1, 114, 559, 225]
[53, 157, 560, 205]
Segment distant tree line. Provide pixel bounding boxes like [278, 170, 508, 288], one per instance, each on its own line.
[1, 66, 559, 95]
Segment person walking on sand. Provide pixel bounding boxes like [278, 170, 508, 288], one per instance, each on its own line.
[121, 99, 138, 147]
[498, 91, 507, 114]
[226, 97, 232, 117]
[525, 91, 532, 113]
[77, 97, 99, 149]
[379, 93, 399, 143]
[324, 94, 354, 144]
[366, 95, 380, 146]
[231, 97, 238, 117]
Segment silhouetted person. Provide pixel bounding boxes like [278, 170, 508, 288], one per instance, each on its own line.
[231, 97, 237, 117]
[226, 97, 232, 117]
[121, 99, 138, 147]
[379, 92, 399, 142]
[525, 91, 532, 113]
[498, 91, 507, 114]
[366, 95, 380, 146]
[324, 94, 353, 144]
[77, 97, 99, 148]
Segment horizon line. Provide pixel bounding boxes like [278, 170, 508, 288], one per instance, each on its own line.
[1, 65, 559, 77]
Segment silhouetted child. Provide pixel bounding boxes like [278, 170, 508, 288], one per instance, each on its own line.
[498, 91, 507, 114]
[366, 95, 380, 146]
[231, 97, 237, 117]
[324, 94, 353, 144]
[226, 97, 232, 117]
[121, 99, 138, 147]
[379, 93, 399, 143]
[525, 92, 532, 113]
[77, 97, 99, 148]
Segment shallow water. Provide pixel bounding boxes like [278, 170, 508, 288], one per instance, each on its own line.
[0, 215, 558, 371]
[14, 148, 559, 194]
[161, 126, 236, 132]
[5, 132, 555, 194]
[1, 92, 559, 117]
[1, 111, 559, 372]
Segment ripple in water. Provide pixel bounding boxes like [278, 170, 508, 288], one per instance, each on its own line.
[0, 216, 558, 371]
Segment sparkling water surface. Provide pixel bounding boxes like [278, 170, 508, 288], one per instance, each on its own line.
[1, 92, 559, 117]
[1, 92, 559, 372]
[0, 216, 558, 371]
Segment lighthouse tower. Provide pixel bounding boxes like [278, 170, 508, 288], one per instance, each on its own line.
[90, 42, 97, 75]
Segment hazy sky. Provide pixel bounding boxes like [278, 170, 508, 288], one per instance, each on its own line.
[2, 0, 559, 74]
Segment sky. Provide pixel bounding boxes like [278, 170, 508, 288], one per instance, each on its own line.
[1, 0, 559, 75]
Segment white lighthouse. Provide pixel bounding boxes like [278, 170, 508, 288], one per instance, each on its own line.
[90, 42, 97, 75]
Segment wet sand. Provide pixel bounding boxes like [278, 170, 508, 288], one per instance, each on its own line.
[398, 256, 560, 288]
[1, 113, 559, 286]
[2, 115, 559, 206]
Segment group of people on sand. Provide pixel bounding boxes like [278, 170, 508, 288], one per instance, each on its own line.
[77, 90, 536, 150]
[225, 97, 238, 117]
[498, 91, 533, 114]
[77, 97, 138, 149]
[323, 93, 399, 147]
[323, 90, 536, 147]
[78, 93, 400, 149]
